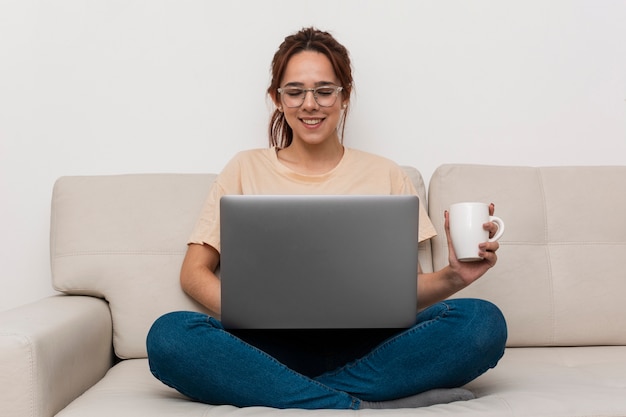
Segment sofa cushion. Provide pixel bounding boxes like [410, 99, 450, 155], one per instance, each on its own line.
[55, 348, 626, 416]
[50, 168, 431, 359]
[428, 164, 626, 347]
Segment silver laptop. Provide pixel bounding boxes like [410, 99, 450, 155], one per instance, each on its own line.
[220, 195, 419, 330]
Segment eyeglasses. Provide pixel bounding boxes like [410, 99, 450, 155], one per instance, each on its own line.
[277, 85, 344, 108]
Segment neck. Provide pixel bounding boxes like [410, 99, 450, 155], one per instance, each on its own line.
[277, 138, 344, 175]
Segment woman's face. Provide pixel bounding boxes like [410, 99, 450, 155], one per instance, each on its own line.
[276, 50, 347, 147]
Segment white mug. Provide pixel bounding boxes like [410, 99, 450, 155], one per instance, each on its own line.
[449, 202, 505, 262]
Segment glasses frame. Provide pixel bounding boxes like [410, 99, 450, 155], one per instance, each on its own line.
[277, 85, 344, 108]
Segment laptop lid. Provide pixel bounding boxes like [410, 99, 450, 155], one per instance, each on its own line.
[220, 195, 419, 330]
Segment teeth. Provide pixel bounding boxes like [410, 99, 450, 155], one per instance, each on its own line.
[302, 119, 322, 125]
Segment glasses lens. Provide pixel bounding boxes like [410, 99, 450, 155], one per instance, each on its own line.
[314, 87, 338, 107]
[281, 88, 305, 108]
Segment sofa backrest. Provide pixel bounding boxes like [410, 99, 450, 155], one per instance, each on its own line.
[50, 168, 432, 359]
[51, 174, 214, 359]
[428, 164, 626, 347]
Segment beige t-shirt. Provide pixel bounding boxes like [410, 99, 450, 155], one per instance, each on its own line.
[189, 147, 437, 252]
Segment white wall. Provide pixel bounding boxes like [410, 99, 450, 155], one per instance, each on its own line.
[1, 0, 625, 312]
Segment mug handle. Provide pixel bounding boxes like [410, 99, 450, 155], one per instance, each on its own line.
[488, 216, 505, 242]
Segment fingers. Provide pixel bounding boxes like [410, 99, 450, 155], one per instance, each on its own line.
[444, 209, 453, 245]
[444, 210, 461, 263]
[483, 221, 500, 238]
[484, 203, 498, 239]
[480, 250, 498, 267]
[478, 240, 499, 266]
[479, 240, 499, 253]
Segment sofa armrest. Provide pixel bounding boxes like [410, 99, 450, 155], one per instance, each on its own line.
[0, 295, 114, 417]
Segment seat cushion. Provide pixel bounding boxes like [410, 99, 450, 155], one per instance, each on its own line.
[55, 347, 626, 417]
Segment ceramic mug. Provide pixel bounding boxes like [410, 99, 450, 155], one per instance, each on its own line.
[449, 202, 505, 262]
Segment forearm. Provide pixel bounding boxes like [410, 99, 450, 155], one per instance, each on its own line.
[180, 244, 222, 315]
[417, 266, 466, 310]
[181, 268, 221, 315]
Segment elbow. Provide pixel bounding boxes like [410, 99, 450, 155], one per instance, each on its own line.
[179, 266, 195, 296]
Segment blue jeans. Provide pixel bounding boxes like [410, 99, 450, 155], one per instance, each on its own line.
[146, 298, 507, 410]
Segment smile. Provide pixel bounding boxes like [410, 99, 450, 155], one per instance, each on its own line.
[301, 119, 323, 126]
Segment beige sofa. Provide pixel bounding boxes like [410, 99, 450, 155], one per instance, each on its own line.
[2, 164, 626, 417]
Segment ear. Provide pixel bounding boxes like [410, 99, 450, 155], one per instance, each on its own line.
[341, 92, 349, 109]
[270, 90, 282, 111]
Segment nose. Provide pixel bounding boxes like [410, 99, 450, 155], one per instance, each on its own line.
[301, 90, 319, 109]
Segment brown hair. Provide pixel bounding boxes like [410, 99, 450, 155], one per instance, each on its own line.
[268, 27, 353, 148]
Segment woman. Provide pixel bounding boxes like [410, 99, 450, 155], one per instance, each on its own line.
[147, 27, 507, 410]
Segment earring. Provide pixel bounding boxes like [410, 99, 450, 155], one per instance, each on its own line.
[342, 104, 347, 109]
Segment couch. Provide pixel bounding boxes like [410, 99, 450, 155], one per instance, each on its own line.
[2, 163, 626, 417]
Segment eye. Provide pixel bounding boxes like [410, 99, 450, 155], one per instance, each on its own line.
[283, 88, 304, 97]
[316, 87, 335, 96]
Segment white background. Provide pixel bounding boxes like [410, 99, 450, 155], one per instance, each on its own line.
[1, 0, 625, 312]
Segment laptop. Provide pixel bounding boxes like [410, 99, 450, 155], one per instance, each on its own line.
[219, 195, 419, 330]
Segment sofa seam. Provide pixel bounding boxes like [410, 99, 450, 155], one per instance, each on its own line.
[537, 168, 557, 346]
[53, 250, 187, 258]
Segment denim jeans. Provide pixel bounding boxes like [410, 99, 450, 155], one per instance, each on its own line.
[146, 298, 507, 410]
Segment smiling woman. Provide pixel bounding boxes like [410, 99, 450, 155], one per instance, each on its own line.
[146, 26, 507, 411]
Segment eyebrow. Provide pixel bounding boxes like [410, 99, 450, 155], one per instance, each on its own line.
[282, 81, 337, 88]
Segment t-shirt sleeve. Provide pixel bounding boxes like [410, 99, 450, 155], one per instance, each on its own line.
[187, 180, 225, 252]
[397, 172, 437, 243]
[187, 153, 246, 251]
[417, 200, 437, 242]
